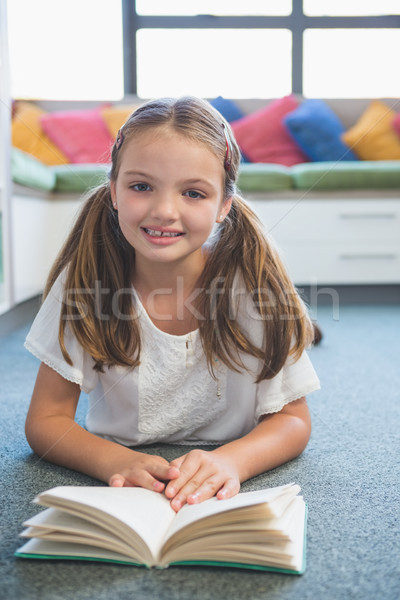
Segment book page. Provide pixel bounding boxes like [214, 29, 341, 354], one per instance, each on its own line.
[35, 486, 176, 562]
[164, 484, 300, 543]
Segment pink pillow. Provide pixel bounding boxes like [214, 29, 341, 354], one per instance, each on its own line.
[40, 107, 114, 164]
[231, 95, 309, 166]
[392, 112, 400, 138]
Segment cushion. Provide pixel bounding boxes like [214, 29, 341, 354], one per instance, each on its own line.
[342, 101, 400, 160]
[284, 99, 357, 162]
[101, 104, 141, 139]
[40, 107, 114, 164]
[238, 163, 293, 192]
[11, 148, 56, 191]
[231, 95, 309, 166]
[52, 164, 110, 193]
[210, 97, 245, 123]
[392, 111, 400, 138]
[292, 161, 400, 190]
[11, 102, 69, 166]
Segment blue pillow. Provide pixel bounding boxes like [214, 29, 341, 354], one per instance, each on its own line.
[210, 96, 245, 123]
[210, 97, 250, 162]
[283, 99, 357, 162]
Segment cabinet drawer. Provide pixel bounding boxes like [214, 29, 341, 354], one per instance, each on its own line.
[278, 243, 400, 285]
[247, 198, 400, 243]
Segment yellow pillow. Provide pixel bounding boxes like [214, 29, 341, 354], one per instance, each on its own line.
[101, 104, 141, 139]
[342, 101, 400, 160]
[12, 102, 69, 165]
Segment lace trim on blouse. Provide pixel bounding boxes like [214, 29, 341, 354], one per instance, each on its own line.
[24, 339, 84, 388]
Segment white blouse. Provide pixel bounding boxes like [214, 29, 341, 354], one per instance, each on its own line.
[25, 272, 320, 446]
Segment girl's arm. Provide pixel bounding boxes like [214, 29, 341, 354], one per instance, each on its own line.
[164, 397, 311, 511]
[25, 363, 179, 491]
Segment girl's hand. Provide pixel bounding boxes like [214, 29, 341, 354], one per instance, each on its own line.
[109, 453, 180, 492]
[164, 449, 241, 511]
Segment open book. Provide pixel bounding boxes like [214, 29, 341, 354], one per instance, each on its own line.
[15, 483, 307, 574]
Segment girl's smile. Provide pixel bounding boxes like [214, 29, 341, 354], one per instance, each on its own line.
[110, 127, 231, 272]
[141, 225, 185, 245]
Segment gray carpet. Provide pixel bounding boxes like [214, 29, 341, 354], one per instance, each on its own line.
[1, 296, 399, 600]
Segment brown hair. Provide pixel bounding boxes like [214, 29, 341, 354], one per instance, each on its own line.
[45, 96, 313, 382]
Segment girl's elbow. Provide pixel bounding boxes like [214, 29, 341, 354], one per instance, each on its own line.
[298, 417, 312, 455]
[285, 400, 312, 457]
[25, 412, 50, 457]
[25, 415, 41, 455]
[295, 404, 312, 454]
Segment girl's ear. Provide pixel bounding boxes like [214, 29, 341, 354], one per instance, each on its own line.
[110, 181, 117, 210]
[218, 196, 232, 222]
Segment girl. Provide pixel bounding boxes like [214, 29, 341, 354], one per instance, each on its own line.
[25, 96, 320, 512]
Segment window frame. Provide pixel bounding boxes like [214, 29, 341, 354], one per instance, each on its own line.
[122, 0, 400, 97]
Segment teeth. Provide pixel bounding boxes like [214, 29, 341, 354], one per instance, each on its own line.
[144, 228, 181, 237]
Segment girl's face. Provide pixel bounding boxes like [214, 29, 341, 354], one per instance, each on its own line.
[111, 127, 232, 273]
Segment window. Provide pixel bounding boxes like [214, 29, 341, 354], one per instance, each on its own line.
[7, 0, 124, 101]
[304, 0, 400, 17]
[6, 0, 400, 100]
[136, 28, 292, 98]
[136, 0, 292, 17]
[126, 0, 400, 99]
[304, 29, 400, 98]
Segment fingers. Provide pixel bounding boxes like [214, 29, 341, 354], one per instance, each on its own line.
[109, 474, 126, 487]
[164, 450, 240, 511]
[109, 469, 165, 491]
[108, 458, 180, 492]
[108, 450, 241, 511]
[216, 479, 241, 500]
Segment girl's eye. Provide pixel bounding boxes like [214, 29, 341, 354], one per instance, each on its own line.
[184, 190, 205, 199]
[131, 183, 151, 192]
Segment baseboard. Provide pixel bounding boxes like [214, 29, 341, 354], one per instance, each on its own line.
[298, 284, 400, 306]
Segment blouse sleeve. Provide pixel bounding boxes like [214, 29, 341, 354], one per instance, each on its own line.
[24, 271, 98, 393]
[255, 350, 320, 420]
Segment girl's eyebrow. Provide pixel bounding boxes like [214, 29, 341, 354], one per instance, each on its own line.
[121, 170, 153, 179]
[181, 178, 217, 189]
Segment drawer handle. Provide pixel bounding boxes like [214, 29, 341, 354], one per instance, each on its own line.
[339, 254, 398, 261]
[339, 213, 397, 220]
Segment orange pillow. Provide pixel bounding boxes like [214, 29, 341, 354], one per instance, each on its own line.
[11, 102, 69, 165]
[342, 101, 400, 160]
[101, 104, 141, 139]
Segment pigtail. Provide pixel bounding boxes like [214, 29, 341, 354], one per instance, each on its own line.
[44, 184, 140, 372]
[199, 194, 314, 383]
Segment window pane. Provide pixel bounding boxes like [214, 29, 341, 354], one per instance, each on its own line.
[137, 29, 291, 98]
[7, 0, 124, 100]
[304, 0, 400, 16]
[303, 29, 400, 98]
[136, 0, 292, 16]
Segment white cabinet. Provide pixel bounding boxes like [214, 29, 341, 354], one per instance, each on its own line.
[12, 191, 82, 303]
[247, 195, 400, 285]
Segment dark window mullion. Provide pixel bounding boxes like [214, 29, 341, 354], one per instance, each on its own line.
[135, 15, 298, 29]
[292, 0, 306, 96]
[122, 0, 137, 94]
[133, 15, 400, 30]
[302, 15, 400, 28]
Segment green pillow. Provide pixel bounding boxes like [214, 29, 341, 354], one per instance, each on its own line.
[238, 163, 293, 192]
[52, 164, 110, 192]
[11, 148, 56, 191]
[292, 161, 400, 190]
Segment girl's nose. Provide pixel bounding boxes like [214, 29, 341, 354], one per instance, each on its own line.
[150, 192, 179, 221]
